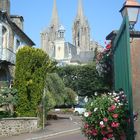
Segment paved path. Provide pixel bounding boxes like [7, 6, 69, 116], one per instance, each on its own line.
[42, 130, 86, 140]
[0, 114, 85, 140]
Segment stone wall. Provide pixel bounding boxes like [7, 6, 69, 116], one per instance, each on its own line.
[0, 117, 39, 136]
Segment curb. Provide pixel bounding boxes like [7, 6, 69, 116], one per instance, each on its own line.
[25, 128, 81, 140]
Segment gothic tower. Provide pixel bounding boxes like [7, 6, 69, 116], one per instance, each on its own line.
[72, 0, 90, 54]
[0, 0, 10, 15]
[41, 0, 66, 60]
[49, 0, 59, 42]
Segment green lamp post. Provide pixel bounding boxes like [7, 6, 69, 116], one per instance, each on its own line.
[120, 0, 140, 30]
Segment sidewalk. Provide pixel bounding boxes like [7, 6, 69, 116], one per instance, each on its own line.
[0, 114, 82, 140]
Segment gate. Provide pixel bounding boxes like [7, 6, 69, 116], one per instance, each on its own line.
[113, 16, 134, 140]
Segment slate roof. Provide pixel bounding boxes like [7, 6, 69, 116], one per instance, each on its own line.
[0, 11, 35, 46]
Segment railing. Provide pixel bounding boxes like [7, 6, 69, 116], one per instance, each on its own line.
[0, 48, 16, 64]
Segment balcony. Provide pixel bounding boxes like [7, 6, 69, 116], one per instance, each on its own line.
[0, 48, 16, 65]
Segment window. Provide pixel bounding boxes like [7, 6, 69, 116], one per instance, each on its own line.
[58, 46, 61, 51]
[16, 40, 20, 49]
[2, 26, 8, 48]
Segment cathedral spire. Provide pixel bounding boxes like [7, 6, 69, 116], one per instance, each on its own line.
[50, 0, 59, 27]
[77, 0, 85, 22]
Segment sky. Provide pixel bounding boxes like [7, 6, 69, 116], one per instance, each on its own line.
[11, 0, 140, 48]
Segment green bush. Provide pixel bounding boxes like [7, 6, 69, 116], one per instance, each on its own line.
[0, 111, 11, 118]
[14, 46, 54, 117]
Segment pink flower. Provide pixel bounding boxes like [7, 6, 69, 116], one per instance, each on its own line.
[111, 105, 116, 110]
[100, 124, 105, 128]
[112, 114, 118, 119]
[107, 127, 113, 133]
[111, 122, 120, 128]
[107, 133, 113, 138]
[108, 105, 116, 112]
[103, 117, 108, 122]
[100, 121, 105, 128]
[92, 129, 98, 136]
[103, 137, 108, 140]
[101, 130, 107, 135]
[114, 98, 118, 102]
[84, 124, 89, 129]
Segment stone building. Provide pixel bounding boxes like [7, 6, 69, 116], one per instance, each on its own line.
[0, 0, 35, 86]
[41, 0, 103, 65]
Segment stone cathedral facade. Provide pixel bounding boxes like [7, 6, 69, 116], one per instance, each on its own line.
[41, 0, 103, 65]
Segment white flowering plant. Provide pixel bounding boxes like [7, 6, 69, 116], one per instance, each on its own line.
[82, 91, 130, 140]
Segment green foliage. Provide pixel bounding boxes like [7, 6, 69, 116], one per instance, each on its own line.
[14, 46, 54, 117]
[45, 90, 56, 112]
[0, 85, 18, 118]
[45, 73, 65, 106]
[57, 65, 79, 91]
[57, 63, 106, 97]
[0, 87, 17, 106]
[0, 111, 12, 118]
[64, 87, 77, 106]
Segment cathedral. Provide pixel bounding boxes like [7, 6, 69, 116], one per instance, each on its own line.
[41, 0, 103, 65]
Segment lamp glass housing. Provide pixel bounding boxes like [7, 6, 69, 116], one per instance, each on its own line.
[121, 6, 140, 27]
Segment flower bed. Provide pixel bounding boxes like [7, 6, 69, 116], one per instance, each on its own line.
[82, 91, 129, 140]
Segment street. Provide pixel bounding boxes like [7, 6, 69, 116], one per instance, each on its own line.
[0, 114, 85, 140]
[44, 130, 86, 140]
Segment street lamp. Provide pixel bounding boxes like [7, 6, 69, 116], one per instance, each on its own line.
[120, 0, 140, 30]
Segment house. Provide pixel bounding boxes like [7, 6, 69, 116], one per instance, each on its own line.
[0, 0, 35, 86]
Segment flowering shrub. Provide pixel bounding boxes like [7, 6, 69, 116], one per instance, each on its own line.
[82, 91, 130, 140]
[95, 42, 113, 89]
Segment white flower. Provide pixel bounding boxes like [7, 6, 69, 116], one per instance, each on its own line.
[118, 103, 123, 106]
[94, 108, 98, 112]
[84, 112, 89, 117]
[100, 121, 104, 125]
[94, 92, 98, 96]
[113, 92, 117, 96]
[91, 102, 93, 106]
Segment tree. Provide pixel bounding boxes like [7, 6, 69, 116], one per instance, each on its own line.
[45, 90, 56, 112]
[57, 63, 107, 97]
[57, 65, 80, 92]
[64, 87, 77, 106]
[45, 73, 65, 106]
[14, 46, 55, 117]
